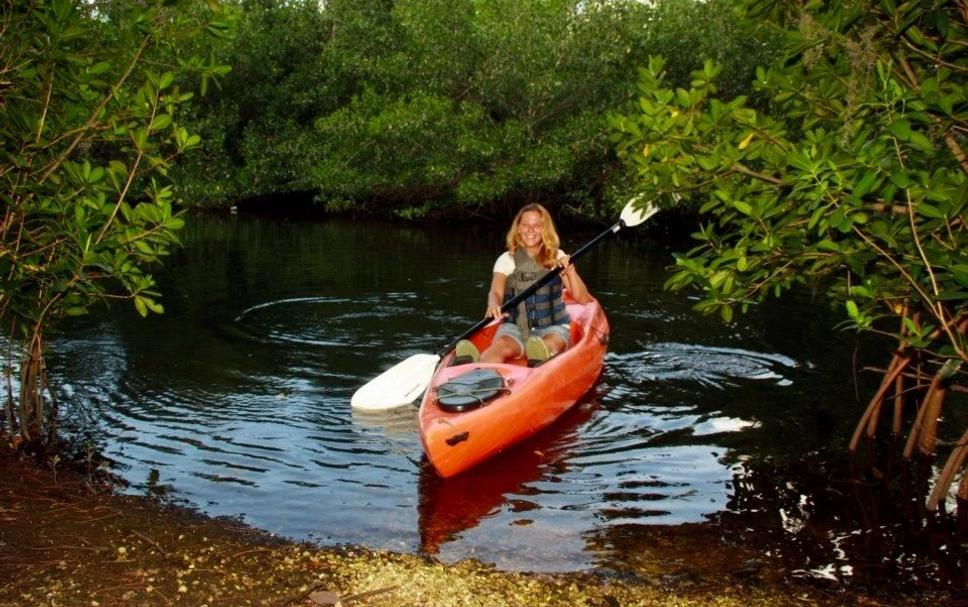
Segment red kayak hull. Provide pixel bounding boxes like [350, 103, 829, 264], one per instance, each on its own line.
[419, 295, 609, 478]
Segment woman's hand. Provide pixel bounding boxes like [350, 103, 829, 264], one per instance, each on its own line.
[558, 254, 592, 304]
[486, 303, 503, 319]
[558, 255, 576, 277]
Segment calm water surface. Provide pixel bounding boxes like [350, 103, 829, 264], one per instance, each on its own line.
[49, 214, 906, 576]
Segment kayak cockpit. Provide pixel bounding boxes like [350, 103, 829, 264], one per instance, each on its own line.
[419, 294, 608, 478]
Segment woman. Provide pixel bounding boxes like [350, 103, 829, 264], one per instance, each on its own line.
[456, 203, 592, 365]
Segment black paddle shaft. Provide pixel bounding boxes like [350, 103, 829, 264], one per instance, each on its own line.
[435, 219, 626, 357]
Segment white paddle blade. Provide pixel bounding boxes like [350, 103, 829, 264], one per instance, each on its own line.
[350, 353, 440, 411]
[620, 197, 660, 227]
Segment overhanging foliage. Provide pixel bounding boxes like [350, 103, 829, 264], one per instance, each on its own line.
[0, 0, 232, 443]
[612, 0, 967, 359]
[611, 0, 968, 504]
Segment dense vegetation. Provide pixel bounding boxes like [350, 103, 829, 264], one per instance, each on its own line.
[0, 0, 230, 443]
[612, 0, 968, 505]
[173, 0, 771, 219]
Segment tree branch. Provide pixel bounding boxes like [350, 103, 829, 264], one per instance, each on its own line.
[730, 162, 783, 185]
[944, 134, 968, 175]
[38, 34, 152, 184]
[35, 66, 55, 145]
[902, 38, 968, 74]
[852, 225, 966, 362]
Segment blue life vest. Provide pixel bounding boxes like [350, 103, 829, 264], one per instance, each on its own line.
[503, 248, 571, 338]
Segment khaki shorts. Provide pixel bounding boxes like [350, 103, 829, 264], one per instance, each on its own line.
[494, 322, 571, 352]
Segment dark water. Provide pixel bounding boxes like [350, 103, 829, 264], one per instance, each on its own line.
[45, 214, 963, 591]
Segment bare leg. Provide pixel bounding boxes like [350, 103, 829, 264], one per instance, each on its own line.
[542, 334, 567, 357]
[481, 335, 522, 364]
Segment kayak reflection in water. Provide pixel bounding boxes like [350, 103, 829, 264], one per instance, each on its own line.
[455, 203, 592, 366]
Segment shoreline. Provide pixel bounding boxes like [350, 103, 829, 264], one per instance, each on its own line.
[0, 448, 930, 607]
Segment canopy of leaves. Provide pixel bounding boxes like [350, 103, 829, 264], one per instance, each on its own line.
[610, 0, 967, 366]
[174, 0, 774, 219]
[1, 0, 232, 329]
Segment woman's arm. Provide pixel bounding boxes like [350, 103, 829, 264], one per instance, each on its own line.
[559, 255, 592, 304]
[486, 272, 507, 318]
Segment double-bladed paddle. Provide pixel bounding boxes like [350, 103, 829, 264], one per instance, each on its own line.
[350, 198, 660, 411]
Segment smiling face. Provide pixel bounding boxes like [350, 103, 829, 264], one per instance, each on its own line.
[517, 210, 545, 251]
[505, 203, 560, 267]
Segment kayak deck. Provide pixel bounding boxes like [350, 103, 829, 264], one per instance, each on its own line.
[419, 294, 609, 478]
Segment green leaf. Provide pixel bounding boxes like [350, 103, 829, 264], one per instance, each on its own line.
[888, 119, 911, 140]
[132, 128, 148, 149]
[951, 265, 968, 287]
[916, 203, 943, 219]
[808, 206, 826, 230]
[142, 297, 164, 314]
[134, 240, 154, 255]
[849, 285, 871, 298]
[150, 114, 172, 131]
[854, 170, 878, 197]
[710, 270, 729, 289]
[938, 95, 955, 116]
[881, 182, 898, 204]
[88, 61, 111, 75]
[733, 200, 753, 215]
[889, 171, 910, 188]
[846, 300, 860, 320]
[907, 131, 933, 152]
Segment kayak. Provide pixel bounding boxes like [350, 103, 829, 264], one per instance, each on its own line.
[418, 291, 609, 478]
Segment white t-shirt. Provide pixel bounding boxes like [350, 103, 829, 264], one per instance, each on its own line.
[493, 249, 567, 275]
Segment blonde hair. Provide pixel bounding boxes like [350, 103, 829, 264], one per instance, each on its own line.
[505, 203, 560, 268]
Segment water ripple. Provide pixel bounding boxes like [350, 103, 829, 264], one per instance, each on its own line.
[609, 342, 797, 389]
